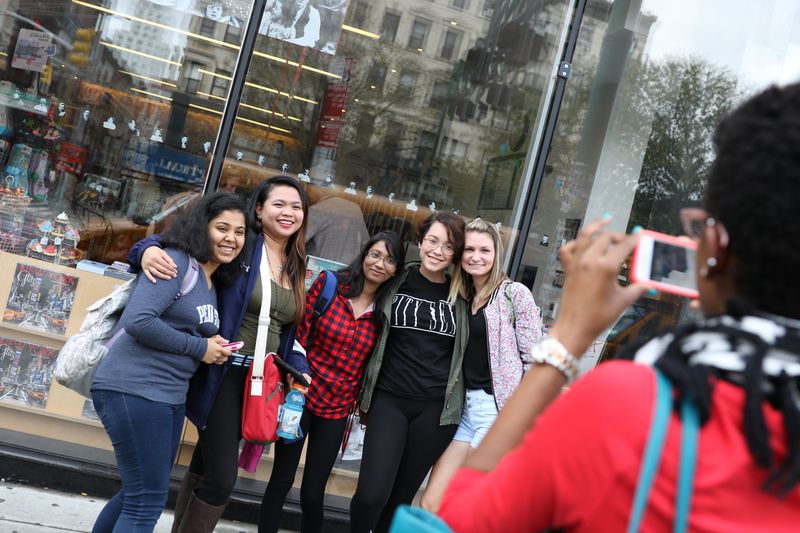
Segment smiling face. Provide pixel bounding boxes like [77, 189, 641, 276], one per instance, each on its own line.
[419, 221, 455, 278]
[255, 184, 305, 242]
[363, 240, 397, 286]
[207, 210, 246, 266]
[462, 231, 495, 280]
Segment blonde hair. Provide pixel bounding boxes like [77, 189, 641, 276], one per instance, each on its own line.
[448, 218, 508, 303]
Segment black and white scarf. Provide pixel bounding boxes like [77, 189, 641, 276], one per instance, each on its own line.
[628, 307, 800, 495]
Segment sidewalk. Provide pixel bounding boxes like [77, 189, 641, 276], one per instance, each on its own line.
[0, 481, 285, 532]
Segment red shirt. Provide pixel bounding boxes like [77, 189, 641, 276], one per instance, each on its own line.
[296, 273, 380, 419]
[439, 361, 800, 532]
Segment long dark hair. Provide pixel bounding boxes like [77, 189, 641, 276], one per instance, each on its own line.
[160, 192, 247, 286]
[246, 175, 309, 324]
[335, 231, 404, 325]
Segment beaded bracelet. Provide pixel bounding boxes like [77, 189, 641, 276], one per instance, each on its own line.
[531, 336, 579, 384]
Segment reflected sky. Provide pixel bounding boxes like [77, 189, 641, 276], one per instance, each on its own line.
[643, 0, 800, 88]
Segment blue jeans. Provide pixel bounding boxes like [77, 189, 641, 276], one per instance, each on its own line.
[91, 390, 185, 533]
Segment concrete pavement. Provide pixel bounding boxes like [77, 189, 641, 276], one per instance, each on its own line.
[0, 481, 287, 532]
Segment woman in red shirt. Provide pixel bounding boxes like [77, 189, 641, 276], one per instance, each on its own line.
[438, 83, 800, 531]
[259, 231, 404, 533]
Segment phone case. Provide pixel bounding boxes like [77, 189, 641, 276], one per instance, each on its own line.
[630, 230, 699, 299]
[223, 341, 244, 351]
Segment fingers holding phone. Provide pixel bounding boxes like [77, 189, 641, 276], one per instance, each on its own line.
[288, 373, 313, 394]
[630, 230, 698, 299]
[550, 220, 647, 356]
[202, 336, 233, 365]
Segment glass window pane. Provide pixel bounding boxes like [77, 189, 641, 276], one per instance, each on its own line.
[225, 0, 572, 511]
[520, 0, 800, 369]
[0, 0, 249, 465]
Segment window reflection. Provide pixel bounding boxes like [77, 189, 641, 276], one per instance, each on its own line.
[221, 0, 573, 505]
[520, 0, 797, 369]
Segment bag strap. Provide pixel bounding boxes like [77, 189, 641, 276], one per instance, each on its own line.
[503, 282, 516, 328]
[106, 255, 199, 350]
[675, 394, 700, 532]
[176, 256, 199, 299]
[308, 270, 338, 341]
[250, 244, 274, 397]
[627, 369, 700, 533]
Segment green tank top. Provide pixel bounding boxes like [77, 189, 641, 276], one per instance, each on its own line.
[232, 274, 296, 366]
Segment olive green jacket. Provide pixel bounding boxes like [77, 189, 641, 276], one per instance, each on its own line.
[359, 263, 469, 426]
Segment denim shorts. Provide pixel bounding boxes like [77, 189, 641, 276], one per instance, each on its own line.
[453, 389, 499, 448]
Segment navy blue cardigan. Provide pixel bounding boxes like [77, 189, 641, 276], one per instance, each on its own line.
[128, 232, 309, 430]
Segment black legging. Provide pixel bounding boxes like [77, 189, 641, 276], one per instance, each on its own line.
[349, 389, 458, 533]
[259, 411, 349, 533]
[189, 365, 247, 506]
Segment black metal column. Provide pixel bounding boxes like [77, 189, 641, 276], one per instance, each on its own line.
[508, 0, 588, 279]
[203, 0, 269, 194]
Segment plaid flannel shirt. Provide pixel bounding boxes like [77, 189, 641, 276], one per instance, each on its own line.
[297, 273, 379, 419]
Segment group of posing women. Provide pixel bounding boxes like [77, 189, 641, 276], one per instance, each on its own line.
[90, 172, 541, 532]
[90, 82, 800, 533]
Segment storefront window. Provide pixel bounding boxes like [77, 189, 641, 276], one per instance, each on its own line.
[219, 0, 573, 510]
[520, 0, 800, 370]
[0, 0, 247, 464]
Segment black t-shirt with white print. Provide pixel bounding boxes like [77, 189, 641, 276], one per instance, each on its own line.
[377, 267, 457, 401]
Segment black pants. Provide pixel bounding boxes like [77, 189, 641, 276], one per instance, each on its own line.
[349, 390, 457, 533]
[189, 365, 247, 506]
[259, 411, 349, 533]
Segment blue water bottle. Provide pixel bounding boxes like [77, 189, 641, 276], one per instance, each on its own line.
[277, 384, 305, 440]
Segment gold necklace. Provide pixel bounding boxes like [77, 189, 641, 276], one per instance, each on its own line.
[263, 240, 285, 272]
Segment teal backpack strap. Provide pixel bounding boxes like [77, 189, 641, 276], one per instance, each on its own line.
[628, 369, 699, 533]
[628, 369, 672, 533]
[675, 396, 700, 532]
[389, 505, 452, 533]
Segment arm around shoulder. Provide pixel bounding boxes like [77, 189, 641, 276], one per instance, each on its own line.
[126, 234, 163, 271]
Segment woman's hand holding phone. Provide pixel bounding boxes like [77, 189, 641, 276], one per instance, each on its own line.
[202, 335, 232, 365]
[549, 218, 648, 357]
[287, 373, 313, 394]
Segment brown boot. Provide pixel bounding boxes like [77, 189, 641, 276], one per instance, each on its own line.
[171, 471, 203, 533]
[176, 493, 227, 533]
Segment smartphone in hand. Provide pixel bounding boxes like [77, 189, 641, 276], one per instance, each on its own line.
[630, 230, 698, 299]
[222, 341, 244, 351]
[273, 354, 310, 387]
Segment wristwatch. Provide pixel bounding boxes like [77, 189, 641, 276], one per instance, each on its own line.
[531, 336, 579, 383]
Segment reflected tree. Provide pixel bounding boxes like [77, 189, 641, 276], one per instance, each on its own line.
[628, 58, 741, 234]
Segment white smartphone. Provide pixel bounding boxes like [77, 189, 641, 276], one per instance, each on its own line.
[630, 230, 699, 299]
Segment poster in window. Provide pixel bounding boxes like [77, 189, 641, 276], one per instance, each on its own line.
[3, 263, 78, 335]
[11, 29, 54, 73]
[0, 336, 58, 409]
[259, 0, 351, 54]
[305, 255, 346, 290]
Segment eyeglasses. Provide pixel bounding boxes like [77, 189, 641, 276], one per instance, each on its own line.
[367, 250, 398, 268]
[679, 208, 729, 247]
[422, 236, 455, 256]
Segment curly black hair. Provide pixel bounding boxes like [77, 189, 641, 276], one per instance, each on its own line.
[647, 83, 800, 496]
[704, 83, 800, 318]
[160, 192, 247, 286]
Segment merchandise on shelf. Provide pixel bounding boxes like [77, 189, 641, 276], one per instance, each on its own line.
[26, 212, 81, 266]
[0, 186, 31, 254]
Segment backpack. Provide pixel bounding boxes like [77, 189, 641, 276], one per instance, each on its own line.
[54, 257, 199, 398]
[241, 270, 338, 444]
